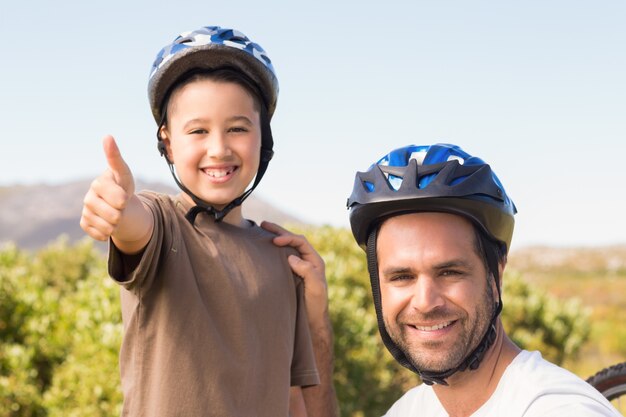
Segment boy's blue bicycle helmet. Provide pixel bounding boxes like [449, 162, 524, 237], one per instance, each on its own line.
[147, 26, 279, 223]
[347, 143, 517, 385]
[149, 25, 279, 123]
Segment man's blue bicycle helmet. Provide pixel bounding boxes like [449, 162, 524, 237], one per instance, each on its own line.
[347, 143, 517, 385]
[348, 143, 516, 252]
[147, 26, 279, 223]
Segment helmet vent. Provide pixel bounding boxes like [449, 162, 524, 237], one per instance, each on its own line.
[447, 155, 465, 164]
[409, 150, 427, 165]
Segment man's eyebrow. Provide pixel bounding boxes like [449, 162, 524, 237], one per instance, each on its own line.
[380, 258, 474, 276]
[380, 266, 414, 276]
[432, 259, 473, 270]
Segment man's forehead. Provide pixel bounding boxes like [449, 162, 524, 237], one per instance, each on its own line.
[377, 212, 478, 260]
[379, 211, 473, 235]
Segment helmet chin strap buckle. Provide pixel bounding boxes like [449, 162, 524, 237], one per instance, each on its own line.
[420, 372, 451, 386]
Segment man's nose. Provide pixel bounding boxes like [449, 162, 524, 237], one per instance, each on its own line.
[409, 276, 445, 313]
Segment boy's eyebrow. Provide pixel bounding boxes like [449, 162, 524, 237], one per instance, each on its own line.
[182, 118, 209, 129]
[227, 115, 254, 125]
[183, 115, 253, 129]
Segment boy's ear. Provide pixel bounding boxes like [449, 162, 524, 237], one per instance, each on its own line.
[158, 128, 174, 163]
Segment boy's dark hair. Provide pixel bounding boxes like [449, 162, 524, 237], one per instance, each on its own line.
[159, 67, 266, 128]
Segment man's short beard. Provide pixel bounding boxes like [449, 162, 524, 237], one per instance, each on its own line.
[386, 278, 496, 374]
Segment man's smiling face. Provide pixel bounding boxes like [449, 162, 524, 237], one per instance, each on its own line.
[377, 212, 496, 373]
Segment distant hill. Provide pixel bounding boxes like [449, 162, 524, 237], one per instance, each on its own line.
[0, 180, 304, 250]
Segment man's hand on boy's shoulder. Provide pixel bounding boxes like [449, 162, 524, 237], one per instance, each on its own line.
[261, 221, 328, 327]
[261, 221, 339, 417]
[80, 135, 153, 254]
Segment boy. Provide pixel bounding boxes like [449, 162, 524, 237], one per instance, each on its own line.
[80, 26, 334, 417]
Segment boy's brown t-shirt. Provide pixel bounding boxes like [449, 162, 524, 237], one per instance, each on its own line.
[109, 192, 319, 417]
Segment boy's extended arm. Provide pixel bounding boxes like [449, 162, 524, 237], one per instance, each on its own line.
[80, 135, 153, 254]
[261, 221, 339, 417]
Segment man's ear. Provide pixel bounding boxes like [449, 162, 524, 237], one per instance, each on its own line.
[497, 261, 506, 288]
[489, 261, 506, 301]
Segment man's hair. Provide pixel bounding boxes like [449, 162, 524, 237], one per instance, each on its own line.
[471, 223, 507, 286]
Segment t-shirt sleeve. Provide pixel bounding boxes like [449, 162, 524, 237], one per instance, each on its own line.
[107, 192, 170, 292]
[289, 276, 321, 387]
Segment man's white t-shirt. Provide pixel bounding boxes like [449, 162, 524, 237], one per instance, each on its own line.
[384, 350, 620, 416]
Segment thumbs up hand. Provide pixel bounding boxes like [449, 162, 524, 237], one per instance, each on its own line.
[103, 134, 135, 198]
[81, 136, 152, 253]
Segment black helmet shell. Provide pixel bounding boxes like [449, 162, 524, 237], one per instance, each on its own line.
[347, 143, 517, 252]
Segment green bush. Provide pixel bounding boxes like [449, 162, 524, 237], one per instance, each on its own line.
[501, 272, 591, 365]
[0, 230, 592, 417]
[295, 226, 415, 417]
[0, 239, 122, 417]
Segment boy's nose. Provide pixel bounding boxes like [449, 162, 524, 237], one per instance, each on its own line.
[206, 133, 232, 158]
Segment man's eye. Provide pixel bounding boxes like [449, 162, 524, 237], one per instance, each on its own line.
[390, 275, 412, 282]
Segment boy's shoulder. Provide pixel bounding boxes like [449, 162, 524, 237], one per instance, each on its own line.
[135, 190, 298, 255]
[136, 189, 175, 203]
[136, 190, 189, 216]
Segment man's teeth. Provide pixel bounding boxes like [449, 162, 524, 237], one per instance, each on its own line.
[415, 321, 453, 331]
[204, 167, 234, 178]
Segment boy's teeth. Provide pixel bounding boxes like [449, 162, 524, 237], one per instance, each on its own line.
[205, 167, 234, 178]
[415, 321, 453, 331]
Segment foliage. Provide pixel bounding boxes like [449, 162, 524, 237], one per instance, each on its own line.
[501, 272, 591, 365]
[0, 230, 594, 417]
[507, 247, 626, 369]
[294, 226, 416, 417]
[0, 239, 122, 417]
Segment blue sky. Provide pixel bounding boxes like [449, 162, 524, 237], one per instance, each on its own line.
[2, 1, 625, 249]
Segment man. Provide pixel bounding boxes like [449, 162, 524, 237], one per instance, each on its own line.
[345, 143, 619, 416]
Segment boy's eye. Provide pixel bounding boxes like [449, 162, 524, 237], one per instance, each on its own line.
[190, 128, 207, 134]
[228, 126, 248, 133]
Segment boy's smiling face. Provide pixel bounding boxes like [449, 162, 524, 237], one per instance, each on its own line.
[161, 79, 262, 211]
